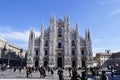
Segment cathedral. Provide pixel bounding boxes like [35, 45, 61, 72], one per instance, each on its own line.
[27, 16, 93, 68]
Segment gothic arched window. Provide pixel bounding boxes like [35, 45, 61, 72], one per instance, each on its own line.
[31, 33, 33, 39]
[71, 40, 75, 46]
[72, 50, 75, 55]
[45, 40, 48, 46]
[81, 49, 84, 55]
[45, 50, 48, 55]
[58, 42, 62, 48]
[58, 28, 62, 37]
[36, 50, 38, 56]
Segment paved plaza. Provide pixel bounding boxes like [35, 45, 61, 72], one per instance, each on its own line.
[0, 69, 71, 80]
[0, 69, 120, 80]
[1, 69, 70, 80]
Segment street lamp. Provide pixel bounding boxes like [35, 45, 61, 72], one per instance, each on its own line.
[2, 45, 7, 65]
[20, 49, 23, 68]
[7, 49, 10, 68]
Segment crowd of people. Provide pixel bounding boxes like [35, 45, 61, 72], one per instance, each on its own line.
[0, 64, 113, 80]
[25, 66, 54, 78]
[24, 66, 109, 80]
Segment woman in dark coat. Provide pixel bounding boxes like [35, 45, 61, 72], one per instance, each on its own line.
[71, 69, 78, 80]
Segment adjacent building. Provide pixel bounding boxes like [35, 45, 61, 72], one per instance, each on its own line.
[94, 52, 120, 68]
[27, 16, 93, 68]
[0, 38, 27, 67]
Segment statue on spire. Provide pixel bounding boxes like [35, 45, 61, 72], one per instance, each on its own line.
[76, 21, 79, 36]
[67, 16, 70, 24]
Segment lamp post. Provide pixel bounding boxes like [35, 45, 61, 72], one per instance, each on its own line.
[20, 49, 23, 68]
[2, 43, 7, 65]
[7, 49, 10, 68]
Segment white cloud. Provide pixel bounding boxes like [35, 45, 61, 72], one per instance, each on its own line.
[0, 31, 29, 42]
[93, 48, 105, 53]
[113, 37, 120, 41]
[99, 0, 120, 5]
[0, 30, 40, 42]
[109, 9, 120, 17]
[98, 1, 120, 17]
[92, 47, 105, 56]
[0, 26, 13, 33]
[93, 38, 102, 43]
[0, 37, 7, 42]
[0, 26, 40, 50]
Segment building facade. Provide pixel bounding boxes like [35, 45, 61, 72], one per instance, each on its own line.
[27, 16, 93, 68]
[0, 38, 27, 67]
[94, 52, 120, 68]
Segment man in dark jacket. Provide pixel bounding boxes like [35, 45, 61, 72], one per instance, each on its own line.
[68, 67, 72, 77]
[1, 64, 6, 78]
[81, 71, 87, 80]
[57, 68, 64, 80]
[101, 71, 108, 80]
[71, 69, 78, 80]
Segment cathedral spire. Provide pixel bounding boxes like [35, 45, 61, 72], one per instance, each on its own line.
[29, 29, 35, 40]
[64, 15, 67, 23]
[85, 28, 93, 67]
[76, 21, 79, 35]
[85, 28, 91, 41]
[28, 29, 35, 57]
[50, 15, 53, 24]
[41, 22, 44, 36]
[29, 29, 35, 39]
[67, 16, 70, 24]
[42, 22, 44, 30]
[53, 14, 56, 24]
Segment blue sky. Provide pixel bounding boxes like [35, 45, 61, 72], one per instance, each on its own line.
[0, 0, 120, 56]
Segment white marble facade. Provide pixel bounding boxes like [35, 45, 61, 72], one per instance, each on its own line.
[27, 16, 93, 68]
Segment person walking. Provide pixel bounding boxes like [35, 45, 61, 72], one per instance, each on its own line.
[51, 68, 54, 77]
[1, 64, 6, 78]
[77, 74, 81, 80]
[68, 67, 72, 77]
[57, 68, 64, 80]
[101, 71, 108, 80]
[19, 67, 22, 73]
[48, 67, 50, 74]
[81, 71, 87, 80]
[26, 67, 29, 78]
[71, 69, 78, 80]
[43, 67, 46, 78]
[14, 67, 16, 72]
[95, 70, 100, 80]
[38, 66, 43, 78]
[29, 67, 32, 78]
